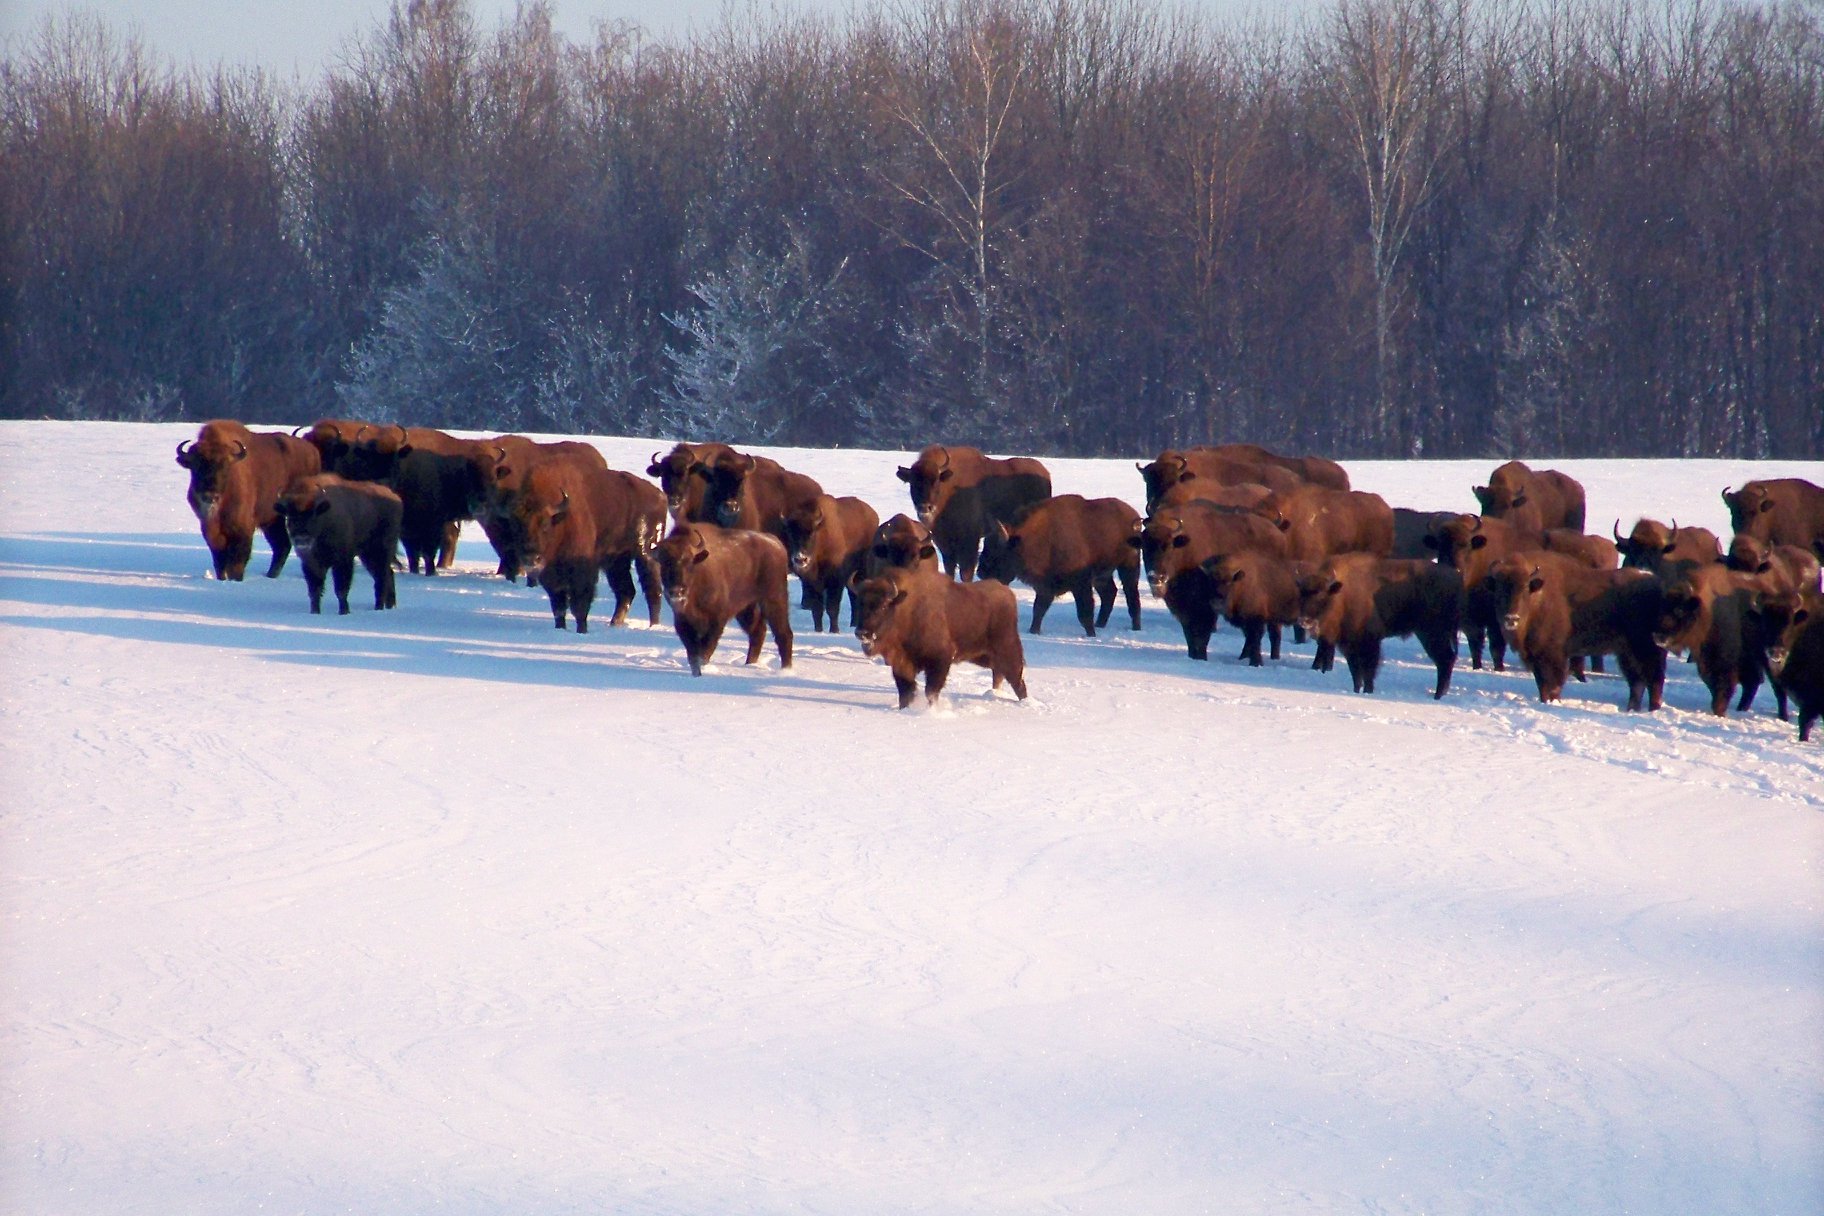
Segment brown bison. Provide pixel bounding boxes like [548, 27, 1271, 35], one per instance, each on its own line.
[176, 420, 322, 580]
[1725, 534, 1822, 595]
[1483, 553, 1668, 710]
[1295, 555, 1462, 698]
[1473, 461, 1587, 534]
[510, 462, 667, 632]
[854, 567, 1027, 708]
[1129, 503, 1289, 660]
[1137, 450, 1301, 513]
[977, 494, 1143, 636]
[654, 523, 794, 676]
[273, 474, 402, 615]
[1205, 443, 1351, 491]
[1153, 480, 1276, 513]
[646, 442, 738, 522]
[1424, 513, 1538, 671]
[1253, 485, 1395, 565]
[896, 445, 1052, 581]
[1200, 552, 1312, 665]
[1723, 479, 1824, 555]
[466, 438, 609, 581]
[698, 451, 825, 539]
[1652, 562, 1777, 717]
[1540, 529, 1621, 571]
[1767, 592, 1824, 736]
[781, 494, 880, 632]
[865, 514, 942, 578]
[1613, 518, 1722, 572]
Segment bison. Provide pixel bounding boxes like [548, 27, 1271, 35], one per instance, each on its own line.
[781, 494, 880, 632]
[466, 438, 609, 581]
[977, 494, 1143, 636]
[1483, 553, 1668, 710]
[1613, 518, 1722, 573]
[1768, 592, 1824, 740]
[1722, 479, 1824, 555]
[1253, 485, 1395, 564]
[1652, 561, 1776, 717]
[273, 474, 403, 615]
[176, 420, 322, 580]
[1153, 480, 1275, 514]
[854, 567, 1027, 708]
[654, 523, 794, 676]
[896, 445, 1052, 581]
[1137, 449, 1301, 513]
[1129, 503, 1288, 661]
[1540, 529, 1621, 571]
[510, 462, 667, 632]
[698, 451, 825, 538]
[646, 442, 738, 522]
[1295, 555, 1462, 698]
[1725, 533, 1822, 595]
[1473, 461, 1587, 534]
[1200, 551, 1312, 666]
[866, 514, 942, 578]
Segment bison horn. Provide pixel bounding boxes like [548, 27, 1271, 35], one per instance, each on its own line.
[494, 445, 508, 461]
[394, 424, 409, 444]
[1613, 518, 1625, 544]
[1470, 514, 1483, 533]
[1670, 517, 1680, 534]
[936, 446, 951, 470]
[175, 439, 192, 460]
[354, 424, 370, 442]
[232, 440, 248, 461]
[291, 424, 307, 437]
[651, 449, 664, 466]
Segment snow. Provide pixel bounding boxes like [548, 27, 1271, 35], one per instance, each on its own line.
[3, 420, 1821, 1215]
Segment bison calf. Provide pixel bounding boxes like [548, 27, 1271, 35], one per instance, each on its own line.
[1200, 552, 1311, 666]
[1296, 555, 1462, 698]
[978, 494, 1142, 636]
[274, 475, 403, 615]
[1770, 594, 1824, 740]
[854, 568, 1027, 708]
[655, 524, 794, 676]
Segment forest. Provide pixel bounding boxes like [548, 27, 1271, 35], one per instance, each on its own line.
[2, 0, 1820, 457]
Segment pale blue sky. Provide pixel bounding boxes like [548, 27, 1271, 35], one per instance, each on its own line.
[2, 0, 1309, 83]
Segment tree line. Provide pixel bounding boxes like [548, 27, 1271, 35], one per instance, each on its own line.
[3, 0, 1820, 457]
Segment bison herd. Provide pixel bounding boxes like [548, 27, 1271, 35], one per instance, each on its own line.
[173, 420, 1824, 741]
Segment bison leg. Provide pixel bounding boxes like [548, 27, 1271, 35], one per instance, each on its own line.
[546, 585, 570, 629]
[1345, 636, 1381, 693]
[1028, 588, 1055, 635]
[1001, 657, 1028, 701]
[1120, 566, 1141, 630]
[604, 555, 636, 627]
[1465, 620, 1487, 670]
[1239, 619, 1264, 666]
[303, 562, 326, 614]
[923, 656, 952, 705]
[332, 558, 355, 615]
[438, 521, 460, 569]
[360, 549, 393, 610]
[1421, 628, 1457, 699]
[1093, 572, 1117, 629]
[1070, 574, 1098, 636]
[762, 589, 794, 668]
[570, 575, 596, 633]
[1533, 654, 1567, 703]
[1178, 602, 1216, 661]
[260, 519, 292, 579]
[890, 664, 919, 709]
[635, 554, 662, 626]
[824, 584, 846, 635]
[1267, 622, 1282, 660]
[224, 532, 255, 581]
[1800, 705, 1818, 742]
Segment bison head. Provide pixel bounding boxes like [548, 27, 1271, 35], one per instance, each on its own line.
[1137, 453, 1194, 513]
[782, 501, 825, 576]
[1129, 514, 1190, 598]
[897, 445, 959, 527]
[646, 445, 703, 518]
[870, 514, 937, 573]
[655, 526, 713, 615]
[701, 453, 757, 529]
[975, 521, 1024, 585]
[1725, 533, 1774, 575]
[177, 424, 250, 517]
[854, 571, 916, 658]
[1482, 556, 1549, 647]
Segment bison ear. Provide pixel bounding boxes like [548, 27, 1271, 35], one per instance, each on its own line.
[1527, 575, 1545, 594]
[1510, 492, 1528, 508]
[1170, 534, 1190, 548]
[494, 464, 512, 482]
[1422, 534, 1439, 549]
[937, 468, 953, 482]
[691, 548, 710, 565]
[1662, 541, 1678, 553]
[1468, 534, 1487, 550]
[1176, 470, 1196, 484]
[889, 588, 908, 606]
[895, 466, 912, 482]
[689, 462, 711, 481]
[1125, 535, 1143, 549]
[1273, 517, 1290, 531]
[311, 496, 332, 517]
[1326, 579, 1343, 595]
[1758, 499, 1775, 514]
[872, 543, 892, 559]
[1229, 567, 1246, 582]
[1472, 485, 1490, 506]
[1794, 607, 1811, 626]
[917, 542, 937, 560]
[1756, 560, 1772, 574]
[397, 444, 414, 457]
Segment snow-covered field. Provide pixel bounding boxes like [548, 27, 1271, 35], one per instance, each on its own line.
[3, 420, 1821, 1215]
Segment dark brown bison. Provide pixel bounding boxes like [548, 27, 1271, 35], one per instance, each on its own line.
[977, 494, 1143, 636]
[854, 567, 1027, 708]
[1483, 553, 1668, 710]
[1137, 450, 1300, 513]
[865, 514, 942, 578]
[1652, 562, 1777, 717]
[654, 523, 794, 675]
[294, 418, 375, 474]
[1253, 485, 1395, 564]
[698, 451, 825, 538]
[273, 475, 402, 615]
[1295, 555, 1462, 698]
[1200, 552, 1312, 665]
[344, 424, 494, 566]
[1613, 518, 1722, 572]
[1423, 513, 1538, 671]
[646, 442, 738, 522]
[1129, 503, 1289, 660]
[466, 438, 609, 581]
[1473, 461, 1587, 534]
[510, 462, 667, 632]
[176, 420, 322, 580]
[1391, 508, 1453, 559]
[781, 494, 880, 632]
[895, 445, 1052, 581]
[1768, 591, 1824, 740]
[1725, 534, 1822, 595]
[1722, 479, 1824, 555]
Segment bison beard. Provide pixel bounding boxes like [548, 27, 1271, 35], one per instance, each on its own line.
[655, 524, 794, 676]
[854, 568, 1028, 709]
